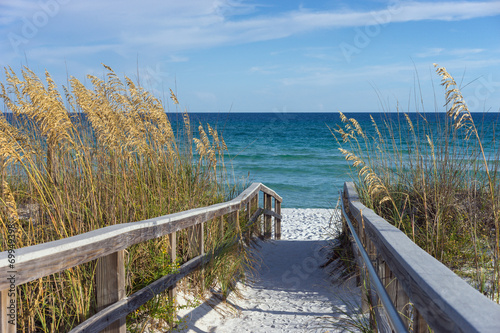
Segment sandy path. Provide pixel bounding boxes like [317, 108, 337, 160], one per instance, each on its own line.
[176, 209, 360, 333]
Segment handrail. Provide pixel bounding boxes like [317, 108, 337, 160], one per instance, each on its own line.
[69, 206, 269, 333]
[343, 182, 500, 333]
[0, 182, 282, 332]
[0, 183, 280, 289]
[340, 190, 408, 333]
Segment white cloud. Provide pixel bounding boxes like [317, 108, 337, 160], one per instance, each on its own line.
[416, 48, 445, 58]
[249, 66, 279, 74]
[4, 0, 500, 60]
[449, 48, 485, 56]
[167, 55, 189, 62]
[416, 47, 487, 58]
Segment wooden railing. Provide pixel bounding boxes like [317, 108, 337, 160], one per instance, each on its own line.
[342, 182, 500, 333]
[0, 183, 282, 333]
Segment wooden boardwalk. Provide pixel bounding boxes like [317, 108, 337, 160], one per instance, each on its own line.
[177, 209, 359, 333]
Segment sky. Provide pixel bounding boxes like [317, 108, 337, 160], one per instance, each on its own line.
[1, 0, 500, 113]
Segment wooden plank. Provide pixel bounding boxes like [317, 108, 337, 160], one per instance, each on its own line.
[383, 262, 399, 332]
[344, 182, 500, 333]
[247, 208, 263, 228]
[258, 184, 283, 203]
[373, 252, 391, 333]
[234, 209, 240, 234]
[396, 280, 410, 329]
[257, 194, 264, 239]
[0, 182, 284, 332]
[0, 183, 272, 290]
[0, 289, 16, 333]
[264, 193, 272, 239]
[253, 196, 261, 238]
[275, 199, 281, 240]
[365, 238, 379, 331]
[96, 250, 126, 333]
[168, 232, 177, 328]
[261, 209, 282, 220]
[219, 215, 224, 240]
[246, 202, 251, 243]
[412, 306, 428, 333]
[188, 223, 204, 258]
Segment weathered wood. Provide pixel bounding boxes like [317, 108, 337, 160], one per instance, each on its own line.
[275, 199, 281, 240]
[0, 289, 16, 333]
[412, 306, 428, 333]
[188, 223, 204, 259]
[383, 262, 399, 332]
[0, 182, 283, 332]
[168, 232, 177, 328]
[247, 208, 263, 228]
[396, 280, 410, 328]
[254, 195, 262, 238]
[235, 209, 240, 235]
[70, 253, 209, 333]
[261, 208, 281, 220]
[96, 250, 126, 333]
[264, 193, 272, 239]
[344, 182, 500, 333]
[373, 254, 389, 333]
[365, 237, 379, 330]
[0, 183, 281, 290]
[246, 202, 251, 242]
[360, 251, 370, 315]
[384, 262, 396, 305]
[219, 215, 224, 240]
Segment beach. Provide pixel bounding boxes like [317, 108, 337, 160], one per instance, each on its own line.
[176, 208, 362, 332]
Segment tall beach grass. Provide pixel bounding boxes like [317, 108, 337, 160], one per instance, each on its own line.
[0, 65, 250, 331]
[334, 64, 500, 302]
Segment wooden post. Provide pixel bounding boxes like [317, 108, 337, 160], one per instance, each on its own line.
[360, 261, 370, 314]
[396, 281, 410, 329]
[188, 222, 204, 292]
[412, 307, 428, 333]
[1, 289, 16, 333]
[365, 238, 378, 329]
[96, 250, 126, 333]
[264, 193, 272, 239]
[246, 202, 251, 243]
[252, 195, 260, 238]
[385, 262, 397, 305]
[234, 209, 241, 234]
[275, 199, 281, 240]
[168, 232, 177, 329]
[188, 223, 204, 258]
[219, 215, 224, 240]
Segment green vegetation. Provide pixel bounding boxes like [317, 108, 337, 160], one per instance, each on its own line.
[0, 65, 251, 331]
[334, 64, 500, 302]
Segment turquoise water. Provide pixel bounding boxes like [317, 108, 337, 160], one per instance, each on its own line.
[6, 111, 499, 208]
[184, 112, 500, 209]
[5, 111, 498, 208]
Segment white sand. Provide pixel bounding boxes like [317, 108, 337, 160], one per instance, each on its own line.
[175, 208, 361, 332]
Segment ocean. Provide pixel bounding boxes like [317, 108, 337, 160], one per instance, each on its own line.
[182, 112, 500, 209]
[6, 111, 498, 209]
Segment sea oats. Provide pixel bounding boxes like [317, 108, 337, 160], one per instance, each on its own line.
[434, 64, 474, 137]
[170, 89, 179, 105]
[349, 118, 365, 138]
[405, 114, 414, 134]
[2, 181, 19, 223]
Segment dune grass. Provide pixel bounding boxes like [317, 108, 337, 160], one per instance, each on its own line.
[333, 64, 500, 302]
[0, 65, 251, 331]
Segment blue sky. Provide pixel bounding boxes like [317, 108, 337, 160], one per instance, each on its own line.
[1, 0, 500, 112]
